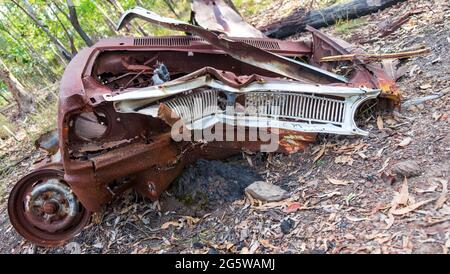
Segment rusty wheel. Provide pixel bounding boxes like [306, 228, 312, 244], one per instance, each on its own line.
[8, 168, 91, 247]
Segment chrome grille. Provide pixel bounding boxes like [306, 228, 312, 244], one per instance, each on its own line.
[245, 92, 345, 125]
[164, 90, 219, 123]
[164, 90, 346, 126]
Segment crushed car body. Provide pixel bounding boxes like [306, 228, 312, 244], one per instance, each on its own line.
[8, 1, 402, 247]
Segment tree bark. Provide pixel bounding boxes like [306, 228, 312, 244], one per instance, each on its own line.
[107, 0, 148, 36]
[66, 0, 94, 46]
[261, 0, 406, 39]
[47, 3, 78, 55]
[163, 0, 180, 19]
[0, 60, 34, 115]
[11, 0, 72, 61]
[92, 0, 120, 35]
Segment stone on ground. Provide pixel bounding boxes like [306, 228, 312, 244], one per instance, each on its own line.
[245, 181, 289, 202]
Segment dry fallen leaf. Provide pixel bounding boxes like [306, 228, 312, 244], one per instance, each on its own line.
[375, 146, 386, 159]
[385, 213, 395, 229]
[398, 137, 412, 147]
[391, 198, 435, 215]
[283, 202, 302, 213]
[395, 178, 411, 207]
[254, 199, 292, 210]
[358, 151, 368, 159]
[434, 179, 448, 210]
[240, 247, 249, 254]
[344, 233, 357, 240]
[334, 155, 354, 166]
[91, 212, 103, 225]
[420, 83, 432, 90]
[386, 178, 411, 228]
[432, 112, 442, 121]
[377, 157, 391, 173]
[184, 216, 200, 226]
[377, 116, 384, 130]
[326, 176, 350, 186]
[259, 239, 278, 250]
[376, 235, 392, 245]
[249, 241, 260, 254]
[415, 185, 438, 194]
[313, 144, 326, 163]
[345, 215, 368, 222]
[161, 221, 181, 229]
[366, 232, 390, 241]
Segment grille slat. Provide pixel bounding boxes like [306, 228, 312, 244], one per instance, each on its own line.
[245, 92, 345, 125]
[133, 37, 281, 50]
[134, 37, 193, 46]
[165, 90, 219, 123]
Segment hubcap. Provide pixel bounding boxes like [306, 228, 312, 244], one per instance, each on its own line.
[8, 168, 91, 247]
[24, 179, 79, 233]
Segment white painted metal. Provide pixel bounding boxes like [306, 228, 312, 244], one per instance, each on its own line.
[104, 78, 380, 136]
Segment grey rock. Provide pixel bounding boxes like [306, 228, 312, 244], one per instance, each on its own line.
[245, 181, 289, 202]
[192, 242, 204, 249]
[239, 227, 249, 241]
[65, 242, 81, 254]
[392, 160, 422, 178]
[280, 218, 295, 234]
[208, 248, 218, 254]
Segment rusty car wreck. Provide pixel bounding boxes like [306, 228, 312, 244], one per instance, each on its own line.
[8, 0, 403, 247]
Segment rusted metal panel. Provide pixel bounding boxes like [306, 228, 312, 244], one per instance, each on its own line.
[192, 0, 266, 38]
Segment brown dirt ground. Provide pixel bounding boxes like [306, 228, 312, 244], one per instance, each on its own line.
[0, 0, 449, 254]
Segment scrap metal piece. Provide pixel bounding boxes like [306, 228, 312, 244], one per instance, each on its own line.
[192, 0, 266, 38]
[117, 7, 347, 84]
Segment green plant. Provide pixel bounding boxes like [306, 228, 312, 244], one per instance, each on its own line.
[335, 18, 366, 34]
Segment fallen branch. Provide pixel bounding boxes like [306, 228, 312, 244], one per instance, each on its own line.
[261, 0, 407, 38]
[402, 93, 444, 108]
[378, 9, 424, 38]
[320, 47, 430, 62]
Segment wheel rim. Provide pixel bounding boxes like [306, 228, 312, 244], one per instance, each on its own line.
[8, 168, 91, 247]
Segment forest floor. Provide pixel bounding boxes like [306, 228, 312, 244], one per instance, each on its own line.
[0, 0, 449, 254]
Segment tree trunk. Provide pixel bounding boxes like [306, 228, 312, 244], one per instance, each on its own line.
[0, 60, 34, 115]
[47, 3, 78, 55]
[66, 0, 94, 46]
[163, 0, 180, 19]
[107, 0, 148, 36]
[92, 1, 120, 35]
[11, 0, 72, 61]
[261, 0, 406, 38]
